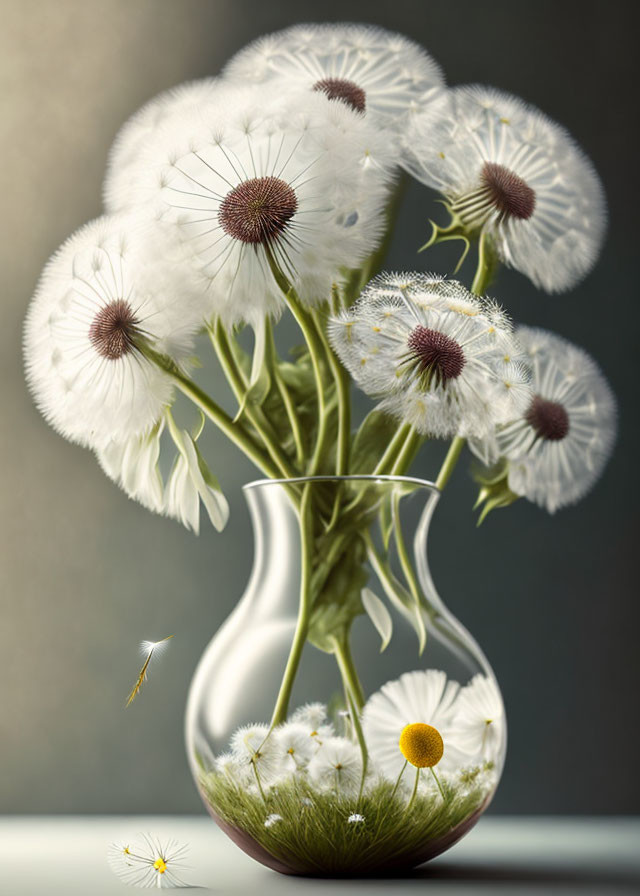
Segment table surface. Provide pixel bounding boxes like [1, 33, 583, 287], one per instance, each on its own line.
[1, 816, 638, 895]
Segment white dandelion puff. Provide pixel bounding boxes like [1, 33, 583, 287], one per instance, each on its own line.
[329, 272, 531, 439]
[307, 736, 363, 794]
[23, 215, 204, 449]
[224, 23, 444, 124]
[403, 85, 606, 292]
[264, 813, 284, 828]
[347, 813, 365, 824]
[273, 722, 318, 772]
[107, 834, 189, 888]
[104, 77, 223, 213]
[290, 702, 334, 745]
[126, 84, 395, 325]
[230, 724, 284, 786]
[470, 326, 617, 513]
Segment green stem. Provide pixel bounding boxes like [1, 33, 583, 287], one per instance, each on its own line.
[332, 633, 365, 711]
[471, 230, 496, 296]
[310, 309, 351, 476]
[265, 248, 331, 474]
[266, 323, 305, 467]
[331, 634, 368, 801]
[403, 768, 421, 816]
[390, 426, 422, 476]
[138, 343, 281, 480]
[435, 436, 465, 491]
[269, 484, 314, 727]
[430, 766, 445, 800]
[373, 422, 412, 475]
[210, 323, 297, 479]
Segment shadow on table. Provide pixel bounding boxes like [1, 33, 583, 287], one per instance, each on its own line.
[385, 861, 640, 890]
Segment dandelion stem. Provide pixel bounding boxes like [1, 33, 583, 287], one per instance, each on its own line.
[265, 321, 305, 467]
[265, 247, 331, 475]
[209, 321, 297, 478]
[310, 308, 351, 476]
[435, 436, 465, 491]
[138, 342, 282, 480]
[270, 484, 313, 727]
[471, 229, 497, 296]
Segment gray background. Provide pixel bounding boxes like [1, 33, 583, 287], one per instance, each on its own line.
[1, 0, 638, 816]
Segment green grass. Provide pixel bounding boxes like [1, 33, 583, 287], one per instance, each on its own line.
[200, 769, 491, 874]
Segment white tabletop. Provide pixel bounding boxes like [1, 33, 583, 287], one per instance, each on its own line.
[1, 816, 638, 895]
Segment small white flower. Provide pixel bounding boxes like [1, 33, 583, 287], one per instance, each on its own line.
[230, 724, 284, 785]
[107, 834, 189, 888]
[273, 722, 318, 772]
[347, 813, 365, 824]
[448, 675, 505, 764]
[104, 78, 222, 213]
[224, 23, 444, 124]
[264, 813, 284, 828]
[127, 84, 394, 325]
[215, 752, 250, 784]
[470, 326, 617, 513]
[362, 669, 463, 781]
[307, 736, 363, 794]
[291, 702, 334, 745]
[403, 85, 606, 292]
[329, 272, 531, 439]
[24, 215, 203, 449]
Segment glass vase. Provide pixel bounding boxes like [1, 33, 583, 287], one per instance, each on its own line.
[185, 476, 506, 875]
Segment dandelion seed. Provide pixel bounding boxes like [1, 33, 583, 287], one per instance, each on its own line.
[347, 813, 365, 824]
[264, 813, 283, 828]
[126, 636, 172, 706]
[107, 834, 189, 888]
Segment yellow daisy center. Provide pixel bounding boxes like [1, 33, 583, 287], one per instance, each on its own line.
[399, 722, 444, 768]
[153, 858, 167, 874]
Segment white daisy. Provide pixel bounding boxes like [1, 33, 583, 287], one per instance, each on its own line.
[470, 326, 617, 513]
[403, 85, 606, 292]
[224, 23, 444, 124]
[362, 669, 462, 781]
[307, 736, 363, 794]
[448, 675, 505, 763]
[127, 84, 394, 325]
[273, 722, 318, 772]
[23, 215, 203, 449]
[230, 724, 284, 786]
[104, 78, 223, 214]
[107, 834, 189, 889]
[329, 273, 531, 439]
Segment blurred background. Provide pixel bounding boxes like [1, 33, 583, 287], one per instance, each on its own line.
[1, 0, 638, 816]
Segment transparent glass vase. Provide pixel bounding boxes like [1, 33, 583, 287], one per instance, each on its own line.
[185, 476, 506, 875]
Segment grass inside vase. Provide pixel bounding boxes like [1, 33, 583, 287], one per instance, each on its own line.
[201, 768, 490, 874]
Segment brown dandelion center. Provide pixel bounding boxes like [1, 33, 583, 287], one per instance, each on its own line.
[312, 77, 366, 113]
[481, 161, 536, 220]
[526, 395, 570, 441]
[407, 325, 466, 384]
[218, 176, 298, 245]
[89, 299, 138, 360]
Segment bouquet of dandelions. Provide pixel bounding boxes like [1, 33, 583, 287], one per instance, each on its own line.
[25, 23, 617, 878]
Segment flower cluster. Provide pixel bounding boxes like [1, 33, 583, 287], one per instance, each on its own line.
[215, 670, 503, 802]
[330, 273, 531, 439]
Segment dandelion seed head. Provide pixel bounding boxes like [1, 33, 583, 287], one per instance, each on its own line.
[525, 395, 570, 441]
[481, 162, 536, 221]
[218, 176, 298, 245]
[313, 77, 366, 113]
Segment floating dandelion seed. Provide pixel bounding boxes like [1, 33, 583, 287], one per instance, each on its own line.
[107, 834, 189, 888]
[126, 636, 173, 706]
[347, 813, 365, 824]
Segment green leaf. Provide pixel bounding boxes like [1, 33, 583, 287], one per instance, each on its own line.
[361, 587, 393, 652]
